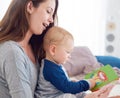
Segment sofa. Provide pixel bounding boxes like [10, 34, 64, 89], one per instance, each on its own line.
[96, 56, 120, 68]
[63, 46, 120, 80]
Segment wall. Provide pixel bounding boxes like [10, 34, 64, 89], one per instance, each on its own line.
[0, 1, 11, 20]
[105, 0, 120, 57]
[58, 0, 107, 55]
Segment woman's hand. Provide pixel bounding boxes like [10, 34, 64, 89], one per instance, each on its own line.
[84, 83, 114, 98]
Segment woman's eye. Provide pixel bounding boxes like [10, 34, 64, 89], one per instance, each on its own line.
[47, 10, 51, 14]
[66, 51, 70, 54]
[47, 10, 50, 13]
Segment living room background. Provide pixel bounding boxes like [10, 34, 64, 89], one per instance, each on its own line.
[1, 0, 120, 57]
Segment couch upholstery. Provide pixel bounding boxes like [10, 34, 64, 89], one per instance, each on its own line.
[63, 46, 120, 80]
[96, 56, 120, 68]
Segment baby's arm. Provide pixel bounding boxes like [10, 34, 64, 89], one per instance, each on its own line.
[44, 64, 90, 94]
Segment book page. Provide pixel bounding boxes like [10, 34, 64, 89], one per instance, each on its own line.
[108, 84, 120, 97]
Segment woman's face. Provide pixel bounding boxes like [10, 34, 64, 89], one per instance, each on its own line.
[28, 0, 55, 35]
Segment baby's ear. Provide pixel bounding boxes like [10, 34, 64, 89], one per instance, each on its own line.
[49, 44, 56, 56]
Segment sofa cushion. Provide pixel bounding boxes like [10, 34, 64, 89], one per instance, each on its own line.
[63, 46, 102, 79]
[96, 56, 120, 68]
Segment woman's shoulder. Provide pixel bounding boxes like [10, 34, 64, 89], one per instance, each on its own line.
[0, 40, 24, 57]
[0, 40, 19, 48]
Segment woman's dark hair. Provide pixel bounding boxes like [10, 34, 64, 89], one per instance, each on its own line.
[0, 0, 59, 63]
[30, 0, 58, 63]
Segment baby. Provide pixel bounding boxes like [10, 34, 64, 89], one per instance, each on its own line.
[35, 26, 96, 98]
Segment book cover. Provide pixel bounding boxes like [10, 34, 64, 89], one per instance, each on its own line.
[85, 64, 119, 91]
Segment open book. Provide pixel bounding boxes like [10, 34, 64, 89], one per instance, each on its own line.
[85, 64, 119, 91]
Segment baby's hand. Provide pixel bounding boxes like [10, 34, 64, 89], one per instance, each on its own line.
[88, 78, 96, 89]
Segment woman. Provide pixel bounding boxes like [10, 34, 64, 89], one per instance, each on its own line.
[0, 0, 58, 98]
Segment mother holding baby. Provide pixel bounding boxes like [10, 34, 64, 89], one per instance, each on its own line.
[0, 0, 115, 98]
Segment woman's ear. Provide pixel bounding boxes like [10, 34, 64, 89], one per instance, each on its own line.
[26, 1, 34, 14]
[49, 44, 56, 56]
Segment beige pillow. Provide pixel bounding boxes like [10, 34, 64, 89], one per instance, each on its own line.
[63, 46, 102, 79]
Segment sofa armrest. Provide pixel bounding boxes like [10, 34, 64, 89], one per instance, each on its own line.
[96, 56, 120, 68]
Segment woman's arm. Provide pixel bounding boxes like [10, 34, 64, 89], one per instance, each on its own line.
[3, 47, 33, 98]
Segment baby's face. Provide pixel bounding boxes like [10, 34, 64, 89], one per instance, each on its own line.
[53, 38, 74, 65]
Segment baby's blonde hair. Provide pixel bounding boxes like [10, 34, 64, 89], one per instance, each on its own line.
[43, 26, 74, 50]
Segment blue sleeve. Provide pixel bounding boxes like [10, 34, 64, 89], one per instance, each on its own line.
[43, 64, 89, 94]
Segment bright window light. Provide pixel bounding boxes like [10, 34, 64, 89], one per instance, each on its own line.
[58, 0, 107, 55]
